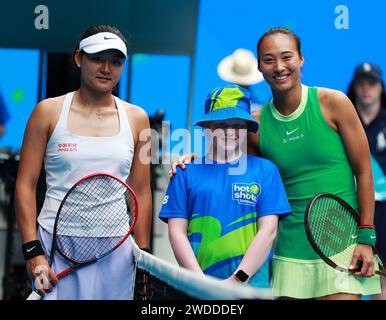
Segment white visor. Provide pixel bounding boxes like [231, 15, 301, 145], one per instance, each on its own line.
[79, 32, 127, 58]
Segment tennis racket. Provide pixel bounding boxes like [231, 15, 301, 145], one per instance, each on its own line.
[27, 172, 138, 300]
[305, 193, 386, 277]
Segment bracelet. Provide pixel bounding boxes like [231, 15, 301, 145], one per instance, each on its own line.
[359, 224, 375, 229]
[357, 228, 376, 247]
[21, 240, 45, 261]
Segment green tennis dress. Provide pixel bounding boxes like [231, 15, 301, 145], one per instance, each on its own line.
[259, 85, 381, 298]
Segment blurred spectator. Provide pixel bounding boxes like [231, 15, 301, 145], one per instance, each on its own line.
[0, 91, 10, 136]
[217, 48, 264, 113]
[347, 62, 386, 300]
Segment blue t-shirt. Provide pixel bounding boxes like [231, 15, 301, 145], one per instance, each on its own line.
[159, 154, 291, 288]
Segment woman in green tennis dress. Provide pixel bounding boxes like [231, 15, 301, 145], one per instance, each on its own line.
[251, 27, 381, 299]
[170, 27, 381, 300]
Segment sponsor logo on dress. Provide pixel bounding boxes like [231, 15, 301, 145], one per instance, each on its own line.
[57, 143, 78, 152]
[286, 128, 299, 135]
[282, 130, 305, 144]
[232, 183, 261, 206]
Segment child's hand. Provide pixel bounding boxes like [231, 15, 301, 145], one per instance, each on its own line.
[221, 275, 239, 285]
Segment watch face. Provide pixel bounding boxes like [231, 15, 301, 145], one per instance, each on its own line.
[235, 270, 249, 282]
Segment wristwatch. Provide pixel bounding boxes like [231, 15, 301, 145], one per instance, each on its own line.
[233, 270, 249, 283]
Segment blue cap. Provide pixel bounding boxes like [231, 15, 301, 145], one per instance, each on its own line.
[353, 62, 383, 83]
[193, 85, 259, 133]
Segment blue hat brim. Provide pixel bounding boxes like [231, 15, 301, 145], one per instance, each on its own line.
[193, 108, 259, 133]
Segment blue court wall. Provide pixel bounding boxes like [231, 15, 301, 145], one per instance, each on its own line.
[1, 1, 386, 152]
[0, 49, 40, 152]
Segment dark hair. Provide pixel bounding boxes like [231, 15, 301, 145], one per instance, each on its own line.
[347, 76, 386, 120]
[256, 27, 302, 60]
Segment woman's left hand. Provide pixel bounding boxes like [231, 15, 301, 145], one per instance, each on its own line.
[349, 244, 375, 277]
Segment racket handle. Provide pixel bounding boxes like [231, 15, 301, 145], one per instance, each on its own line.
[376, 270, 386, 277]
[351, 259, 386, 277]
[350, 260, 363, 273]
[27, 290, 43, 300]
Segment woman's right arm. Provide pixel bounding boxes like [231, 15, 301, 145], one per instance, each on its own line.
[15, 99, 59, 293]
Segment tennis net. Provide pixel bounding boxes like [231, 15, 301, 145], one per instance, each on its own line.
[132, 243, 274, 300]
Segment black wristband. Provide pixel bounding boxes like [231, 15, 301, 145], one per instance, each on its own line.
[21, 240, 45, 261]
[140, 248, 152, 254]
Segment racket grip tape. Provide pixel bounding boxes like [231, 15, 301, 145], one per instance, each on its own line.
[27, 290, 43, 300]
[350, 260, 363, 273]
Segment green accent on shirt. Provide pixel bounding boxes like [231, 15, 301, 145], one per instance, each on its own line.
[259, 85, 358, 260]
[226, 212, 258, 227]
[188, 212, 258, 271]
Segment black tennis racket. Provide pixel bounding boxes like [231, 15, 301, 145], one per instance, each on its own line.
[27, 173, 138, 300]
[305, 193, 386, 277]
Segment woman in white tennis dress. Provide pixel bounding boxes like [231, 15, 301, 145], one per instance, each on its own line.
[15, 25, 152, 300]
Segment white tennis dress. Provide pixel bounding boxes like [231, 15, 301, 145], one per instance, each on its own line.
[37, 91, 136, 300]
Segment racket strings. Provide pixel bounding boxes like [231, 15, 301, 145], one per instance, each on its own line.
[309, 197, 358, 269]
[55, 176, 136, 263]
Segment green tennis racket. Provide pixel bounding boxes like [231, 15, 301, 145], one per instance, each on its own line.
[305, 193, 386, 276]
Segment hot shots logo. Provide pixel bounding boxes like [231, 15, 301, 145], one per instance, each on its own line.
[232, 183, 261, 206]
